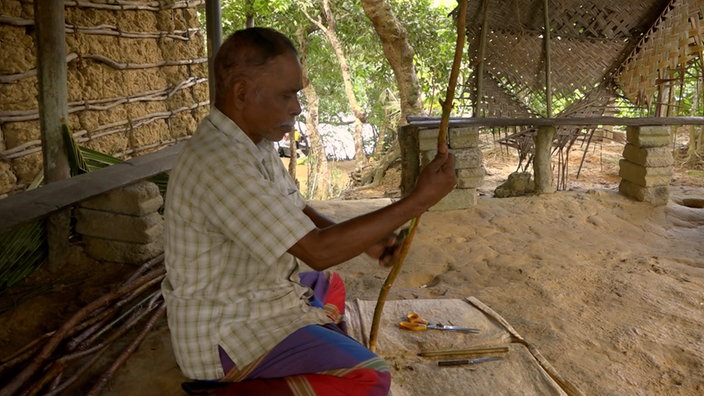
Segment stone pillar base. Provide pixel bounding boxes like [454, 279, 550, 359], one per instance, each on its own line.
[618, 126, 672, 206]
[76, 180, 164, 264]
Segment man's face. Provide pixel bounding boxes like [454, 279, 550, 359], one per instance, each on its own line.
[238, 53, 303, 144]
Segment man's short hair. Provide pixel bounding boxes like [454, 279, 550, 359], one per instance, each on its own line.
[213, 27, 298, 104]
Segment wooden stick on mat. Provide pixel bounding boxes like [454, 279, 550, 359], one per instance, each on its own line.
[368, 0, 468, 352]
[465, 297, 585, 396]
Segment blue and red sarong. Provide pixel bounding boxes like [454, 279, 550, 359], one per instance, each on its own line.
[209, 271, 391, 396]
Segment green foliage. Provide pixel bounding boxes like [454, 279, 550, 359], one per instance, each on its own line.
[390, 0, 458, 115]
[0, 170, 46, 292]
[217, 0, 457, 131]
[0, 221, 46, 292]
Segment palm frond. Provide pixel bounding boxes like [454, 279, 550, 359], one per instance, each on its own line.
[63, 123, 89, 175]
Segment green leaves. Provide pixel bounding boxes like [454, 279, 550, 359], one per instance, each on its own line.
[0, 221, 46, 292]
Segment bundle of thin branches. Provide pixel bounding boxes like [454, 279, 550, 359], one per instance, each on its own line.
[0, 254, 166, 396]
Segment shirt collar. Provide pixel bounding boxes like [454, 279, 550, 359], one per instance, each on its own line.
[207, 107, 276, 161]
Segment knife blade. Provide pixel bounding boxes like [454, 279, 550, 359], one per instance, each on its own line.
[437, 356, 503, 367]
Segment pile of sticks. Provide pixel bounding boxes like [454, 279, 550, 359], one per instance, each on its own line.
[0, 254, 167, 396]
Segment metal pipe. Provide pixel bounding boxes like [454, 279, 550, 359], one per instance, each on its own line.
[205, 0, 222, 106]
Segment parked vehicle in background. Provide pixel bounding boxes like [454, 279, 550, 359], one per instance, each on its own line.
[276, 130, 309, 158]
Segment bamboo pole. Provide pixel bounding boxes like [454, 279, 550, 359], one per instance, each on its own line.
[368, 0, 468, 352]
[543, 0, 552, 118]
[532, 0, 555, 193]
[474, 0, 490, 117]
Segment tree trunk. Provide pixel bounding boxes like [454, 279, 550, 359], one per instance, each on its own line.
[316, 0, 367, 164]
[245, 0, 255, 28]
[361, 0, 424, 125]
[359, 0, 424, 189]
[296, 25, 330, 200]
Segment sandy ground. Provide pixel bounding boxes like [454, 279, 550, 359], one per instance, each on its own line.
[1, 138, 703, 395]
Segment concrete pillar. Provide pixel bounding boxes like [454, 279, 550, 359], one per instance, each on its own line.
[418, 127, 484, 211]
[618, 126, 673, 205]
[76, 180, 164, 264]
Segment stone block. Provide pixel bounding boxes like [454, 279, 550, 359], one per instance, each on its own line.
[418, 129, 440, 140]
[75, 208, 164, 243]
[618, 179, 669, 206]
[457, 167, 485, 189]
[622, 144, 673, 167]
[419, 129, 439, 151]
[448, 128, 480, 148]
[457, 176, 484, 189]
[453, 148, 483, 169]
[626, 126, 671, 148]
[84, 236, 164, 264]
[419, 138, 437, 151]
[618, 159, 672, 187]
[80, 180, 163, 216]
[421, 148, 483, 169]
[430, 188, 477, 211]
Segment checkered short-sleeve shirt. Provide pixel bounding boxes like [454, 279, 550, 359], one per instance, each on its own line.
[162, 108, 329, 380]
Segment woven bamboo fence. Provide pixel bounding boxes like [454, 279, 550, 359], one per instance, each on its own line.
[460, 0, 703, 188]
[617, 0, 704, 106]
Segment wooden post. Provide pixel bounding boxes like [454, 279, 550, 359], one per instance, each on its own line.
[534, 125, 556, 194]
[205, 0, 222, 106]
[35, 1, 70, 268]
[398, 125, 419, 196]
[543, 0, 552, 118]
[533, 1, 554, 194]
[474, 0, 490, 117]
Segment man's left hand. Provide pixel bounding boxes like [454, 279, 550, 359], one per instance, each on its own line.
[366, 228, 408, 267]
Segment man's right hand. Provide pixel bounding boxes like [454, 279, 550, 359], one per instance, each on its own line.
[291, 144, 456, 271]
[412, 144, 457, 208]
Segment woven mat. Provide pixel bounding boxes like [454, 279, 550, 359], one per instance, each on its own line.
[345, 297, 583, 396]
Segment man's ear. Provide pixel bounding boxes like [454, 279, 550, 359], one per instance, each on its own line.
[232, 80, 248, 109]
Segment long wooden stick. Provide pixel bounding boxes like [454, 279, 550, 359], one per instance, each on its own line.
[368, 0, 468, 352]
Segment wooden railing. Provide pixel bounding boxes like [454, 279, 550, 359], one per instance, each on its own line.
[406, 116, 704, 128]
[0, 142, 184, 233]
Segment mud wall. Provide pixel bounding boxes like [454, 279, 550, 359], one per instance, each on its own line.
[0, 0, 209, 197]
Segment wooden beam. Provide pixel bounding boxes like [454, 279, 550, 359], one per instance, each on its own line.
[0, 143, 184, 233]
[407, 116, 704, 127]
